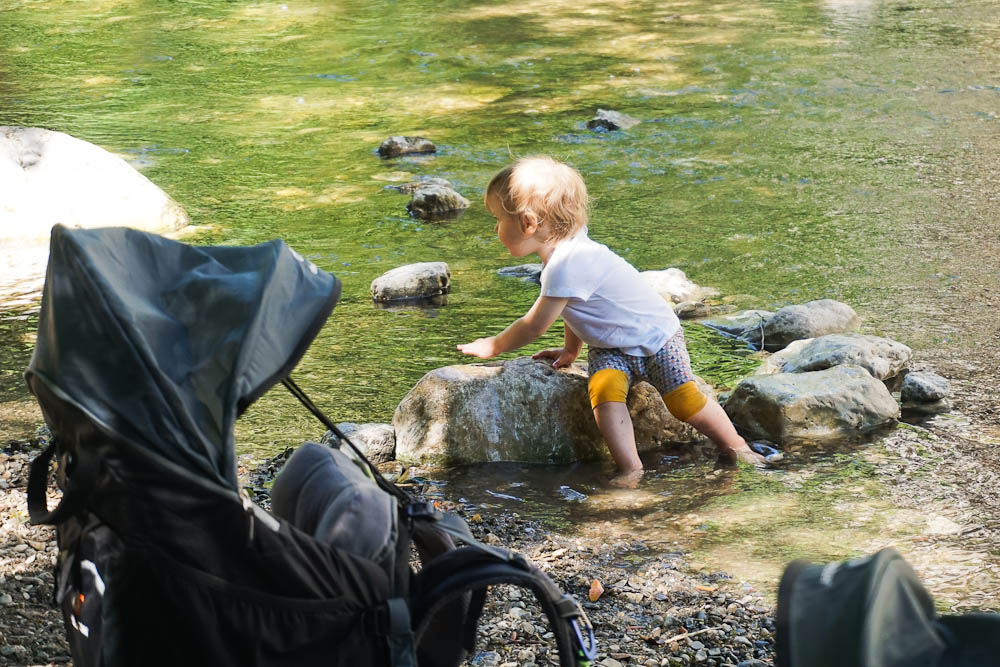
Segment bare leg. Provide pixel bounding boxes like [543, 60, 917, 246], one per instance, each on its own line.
[593, 401, 643, 481]
[684, 400, 769, 467]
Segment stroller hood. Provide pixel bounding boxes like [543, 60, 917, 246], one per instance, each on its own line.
[26, 225, 339, 490]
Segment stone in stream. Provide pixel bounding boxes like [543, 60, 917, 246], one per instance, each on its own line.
[900, 371, 953, 417]
[587, 109, 642, 131]
[639, 268, 719, 304]
[497, 263, 543, 284]
[320, 422, 395, 463]
[406, 183, 470, 220]
[370, 262, 450, 303]
[761, 333, 912, 388]
[702, 309, 773, 348]
[760, 299, 861, 352]
[391, 176, 454, 194]
[724, 365, 899, 444]
[0, 126, 189, 243]
[377, 135, 436, 158]
[393, 357, 711, 464]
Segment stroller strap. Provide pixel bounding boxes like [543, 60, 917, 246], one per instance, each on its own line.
[28, 442, 98, 525]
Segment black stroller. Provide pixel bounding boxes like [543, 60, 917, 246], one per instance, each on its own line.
[26, 225, 596, 667]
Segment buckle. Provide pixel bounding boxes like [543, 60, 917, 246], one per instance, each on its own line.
[561, 595, 597, 664]
[405, 502, 441, 520]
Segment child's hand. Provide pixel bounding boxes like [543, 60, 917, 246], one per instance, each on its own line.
[458, 337, 499, 359]
[532, 347, 578, 369]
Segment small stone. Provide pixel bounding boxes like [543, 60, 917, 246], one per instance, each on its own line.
[13, 543, 28, 552]
[377, 135, 436, 158]
[0, 594, 12, 605]
[694, 650, 708, 663]
[517, 649, 536, 663]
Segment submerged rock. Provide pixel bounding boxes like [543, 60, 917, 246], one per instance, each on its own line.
[377, 135, 436, 158]
[725, 365, 899, 444]
[392, 177, 453, 194]
[760, 299, 860, 352]
[320, 422, 396, 463]
[498, 263, 543, 284]
[639, 268, 719, 304]
[406, 183, 470, 220]
[393, 357, 708, 464]
[778, 333, 912, 382]
[587, 109, 642, 131]
[371, 262, 450, 302]
[702, 309, 773, 347]
[0, 126, 188, 243]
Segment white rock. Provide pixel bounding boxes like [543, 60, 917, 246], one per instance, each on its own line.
[0, 126, 188, 243]
[639, 268, 718, 304]
[778, 333, 912, 381]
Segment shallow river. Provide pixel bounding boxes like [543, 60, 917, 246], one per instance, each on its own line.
[2, 0, 998, 604]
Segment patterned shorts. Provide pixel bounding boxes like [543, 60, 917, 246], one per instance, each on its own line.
[587, 329, 695, 395]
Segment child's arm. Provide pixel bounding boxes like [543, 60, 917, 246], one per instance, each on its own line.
[533, 323, 583, 368]
[458, 295, 569, 359]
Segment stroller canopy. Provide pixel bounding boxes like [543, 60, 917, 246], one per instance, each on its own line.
[26, 225, 339, 490]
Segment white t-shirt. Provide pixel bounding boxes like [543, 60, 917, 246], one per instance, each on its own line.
[540, 229, 679, 356]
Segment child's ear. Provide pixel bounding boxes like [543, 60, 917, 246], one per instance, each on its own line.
[520, 211, 539, 235]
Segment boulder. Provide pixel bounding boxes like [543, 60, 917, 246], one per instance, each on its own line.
[702, 309, 773, 347]
[754, 339, 813, 375]
[778, 333, 912, 382]
[724, 365, 899, 444]
[639, 268, 718, 304]
[628, 377, 714, 447]
[393, 357, 709, 464]
[378, 136, 436, 158]
[587, 109, 642, 131]
[0, 126, 188, 243]
[320, 422, 395, 463]
[371, 262, 450, 302]
[761, 299, 860, 352]
[406, 183, 470, 220]
[498, 263, 543, 284]
[901, 371, 950, 403]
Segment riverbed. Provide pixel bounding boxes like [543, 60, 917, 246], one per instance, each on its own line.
[2, 0, 1000, 636]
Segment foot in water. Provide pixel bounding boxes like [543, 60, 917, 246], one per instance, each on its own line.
[609, 468, 645, 488]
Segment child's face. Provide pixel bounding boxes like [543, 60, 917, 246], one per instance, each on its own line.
[488, 198, 537, 257]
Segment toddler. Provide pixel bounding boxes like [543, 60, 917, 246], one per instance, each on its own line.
[458, 156, 767, 482]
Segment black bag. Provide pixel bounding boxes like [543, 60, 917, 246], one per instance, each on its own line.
[777, 547, 1000, 667]
[26, 225, 597, 667]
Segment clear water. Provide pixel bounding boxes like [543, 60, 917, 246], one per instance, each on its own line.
[2, 0, 998, 603]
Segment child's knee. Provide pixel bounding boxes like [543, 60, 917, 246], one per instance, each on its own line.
[589, 368, 629, 408]
[662, 381, 708, 421]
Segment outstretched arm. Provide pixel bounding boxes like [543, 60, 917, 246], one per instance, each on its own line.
[458, 295, 569, 359]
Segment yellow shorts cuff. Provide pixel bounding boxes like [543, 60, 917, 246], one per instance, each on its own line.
[663, 381, 707, 422]
[588, 368, 628, 408]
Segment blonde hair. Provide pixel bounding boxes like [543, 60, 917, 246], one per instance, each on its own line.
[484, 156, 589, 241]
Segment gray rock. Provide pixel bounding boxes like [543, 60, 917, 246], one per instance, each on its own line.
[0, 126, 188, 244]
[724, 365, 899, 444]
[778, 333, 912, 381]
[393, 357, 710, 464]
[587, 109, 642, 131]
[754, 339, 813, 375]
[901, 371, 950, 403]
[406, 184, 470, 220]
[498, 263, 543, 284]
[371, 262, 450, 302]
[702, 309, 773, 347]
[321, 422, 396, 463]
[377, 135, 436, 158]
[761, 299, 861, 351]
[640, 268, 719, 304]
